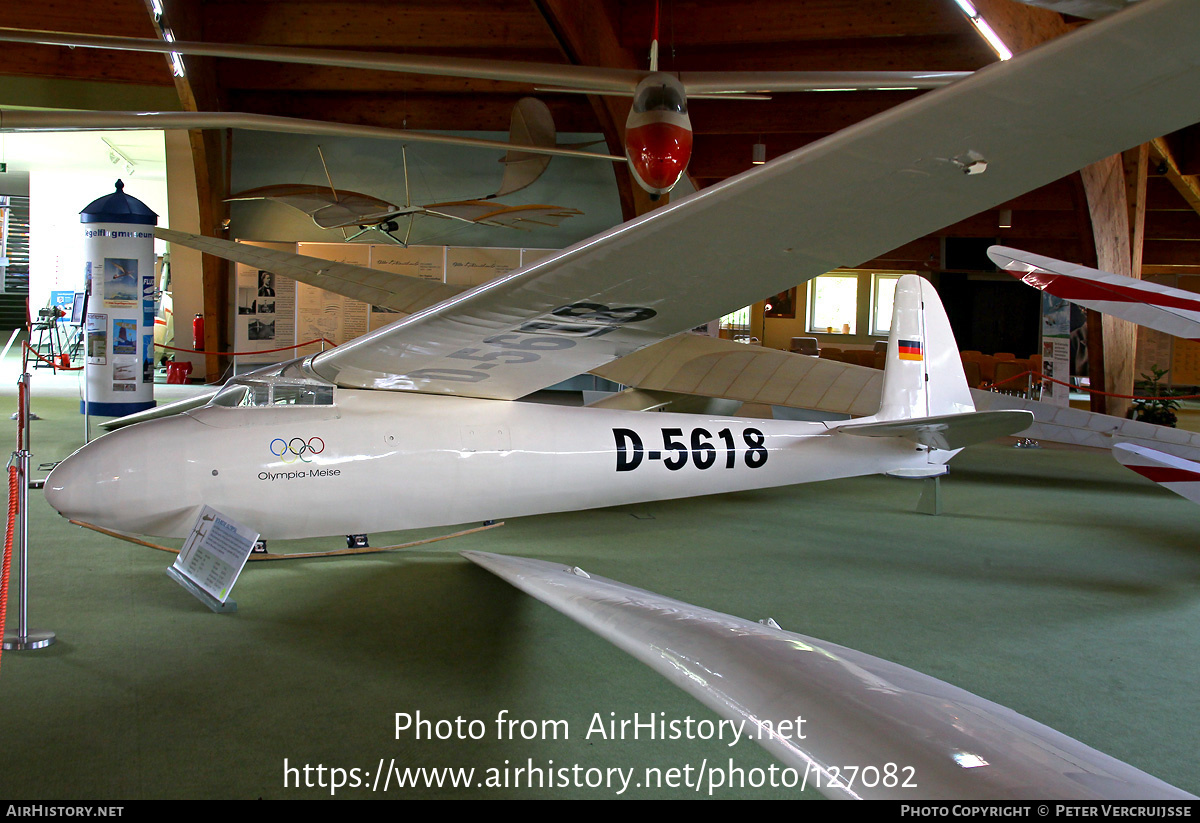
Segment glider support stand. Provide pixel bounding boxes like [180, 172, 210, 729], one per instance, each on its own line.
[886, 466, 945, 516]
[916, 476, 943, 516]
[166, 566, 238, 614]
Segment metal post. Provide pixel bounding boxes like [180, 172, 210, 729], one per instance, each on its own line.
[83, 352, 91, 444]
[4, 373, 56, 650]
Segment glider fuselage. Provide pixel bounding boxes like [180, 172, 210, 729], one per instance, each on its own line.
[45, 389, 938, 540]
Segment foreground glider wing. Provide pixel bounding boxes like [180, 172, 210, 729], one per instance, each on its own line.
[463, 551, 1193, 800]
[155, 228, 463, 315]
[291, 0, 1200, 400]
[989, 246, 1200, 340]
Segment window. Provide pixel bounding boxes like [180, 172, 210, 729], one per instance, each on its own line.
[870, 274, 902, 336]
[720, 306, 751, 337]
[210, 378, 334, 408]
[807, 274, 858, 334]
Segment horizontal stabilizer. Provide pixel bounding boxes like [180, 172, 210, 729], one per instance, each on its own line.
[838, 410, 1033, 450]
[1113, 442, 1200, 505]
[462, 550, 1193, 800]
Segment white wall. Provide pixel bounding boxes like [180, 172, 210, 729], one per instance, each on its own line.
[29, 170, 169, 313]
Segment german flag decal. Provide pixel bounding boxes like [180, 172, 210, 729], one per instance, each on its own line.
[898, 339, 924, 361]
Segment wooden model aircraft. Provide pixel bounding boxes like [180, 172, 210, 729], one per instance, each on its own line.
[229, 100, 583, 245]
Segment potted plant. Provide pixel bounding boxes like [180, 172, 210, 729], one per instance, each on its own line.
[1131, 365, 1180, 427]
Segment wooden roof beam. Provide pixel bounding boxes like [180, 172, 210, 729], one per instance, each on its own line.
[619, 0, 968, 47]
[533, 0, 654, 220]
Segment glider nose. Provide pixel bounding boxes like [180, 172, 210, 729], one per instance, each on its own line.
[45, 436, 128, 526]
[626, 120, 693, 195]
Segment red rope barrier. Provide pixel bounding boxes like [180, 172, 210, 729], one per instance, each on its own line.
[0, 465, 17, 675]
[21, 337, 335, 367]
[989, 369, 1200, 401]
[153, 338, 336, 357]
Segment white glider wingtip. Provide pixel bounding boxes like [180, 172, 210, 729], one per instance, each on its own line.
[1113, 442, 1200, 505]
[462, 550, 1193, 800]
[990, 245, 1200, 341]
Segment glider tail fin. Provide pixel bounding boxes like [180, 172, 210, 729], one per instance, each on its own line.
[494, 98, 555, 198]
[834, 275, 1032, 454]
[875, 274, 975, 422]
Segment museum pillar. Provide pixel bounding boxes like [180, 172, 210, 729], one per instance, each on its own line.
[79, 180, 158, 416]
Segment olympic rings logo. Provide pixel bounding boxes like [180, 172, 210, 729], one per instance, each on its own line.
[270, 436, 325, 464]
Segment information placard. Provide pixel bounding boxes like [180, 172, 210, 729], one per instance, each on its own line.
[172, 506, 259, 604]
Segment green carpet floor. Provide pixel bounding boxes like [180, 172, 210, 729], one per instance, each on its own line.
[0, 391, 1197, 799]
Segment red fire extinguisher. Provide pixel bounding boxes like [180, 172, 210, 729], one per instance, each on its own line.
[193, 313, 205, 351]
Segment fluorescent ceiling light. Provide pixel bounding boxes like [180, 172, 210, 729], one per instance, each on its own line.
[162, 29, 186, 77]
[954, 0, 1014, 61]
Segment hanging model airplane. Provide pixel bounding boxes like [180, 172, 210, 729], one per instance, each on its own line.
[229, 100, 583, 245]
[0, 4, 970, 198]
[989, 244, 1200, 503]
[42, 0, 1200, 541]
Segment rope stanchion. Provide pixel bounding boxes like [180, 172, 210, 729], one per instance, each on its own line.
[3, 373, 55, 652]
[152, 338, 336, 358]
[0, 466, 18, 674]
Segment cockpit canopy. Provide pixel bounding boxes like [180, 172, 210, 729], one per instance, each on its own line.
[211, 360, 335, 408]
[632, 80, 688, 115]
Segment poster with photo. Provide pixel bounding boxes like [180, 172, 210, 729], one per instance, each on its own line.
[143, 334, 154, 383]
[232, 241, 299, 362]
[1040, 292, 1071, 406]
[103, 257, 139, 307]
[142, 274, 156, 328]
[258, 270, 277, 298]
[113, 355, 139, 384]
[86, 313, 107, 365]
[112, 319, 137, 354]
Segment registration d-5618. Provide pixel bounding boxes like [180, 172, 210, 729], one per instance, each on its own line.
[613, 427, 769, 472]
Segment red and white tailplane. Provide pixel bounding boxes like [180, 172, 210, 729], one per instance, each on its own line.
[989, 246, 1200, 340]
[1113, 442, 1200, 505]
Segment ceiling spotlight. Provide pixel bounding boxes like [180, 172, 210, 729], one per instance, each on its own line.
[102, 138, 137, 177]
[752, 142, 766, 165]
[998, 209, 1012, 229]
